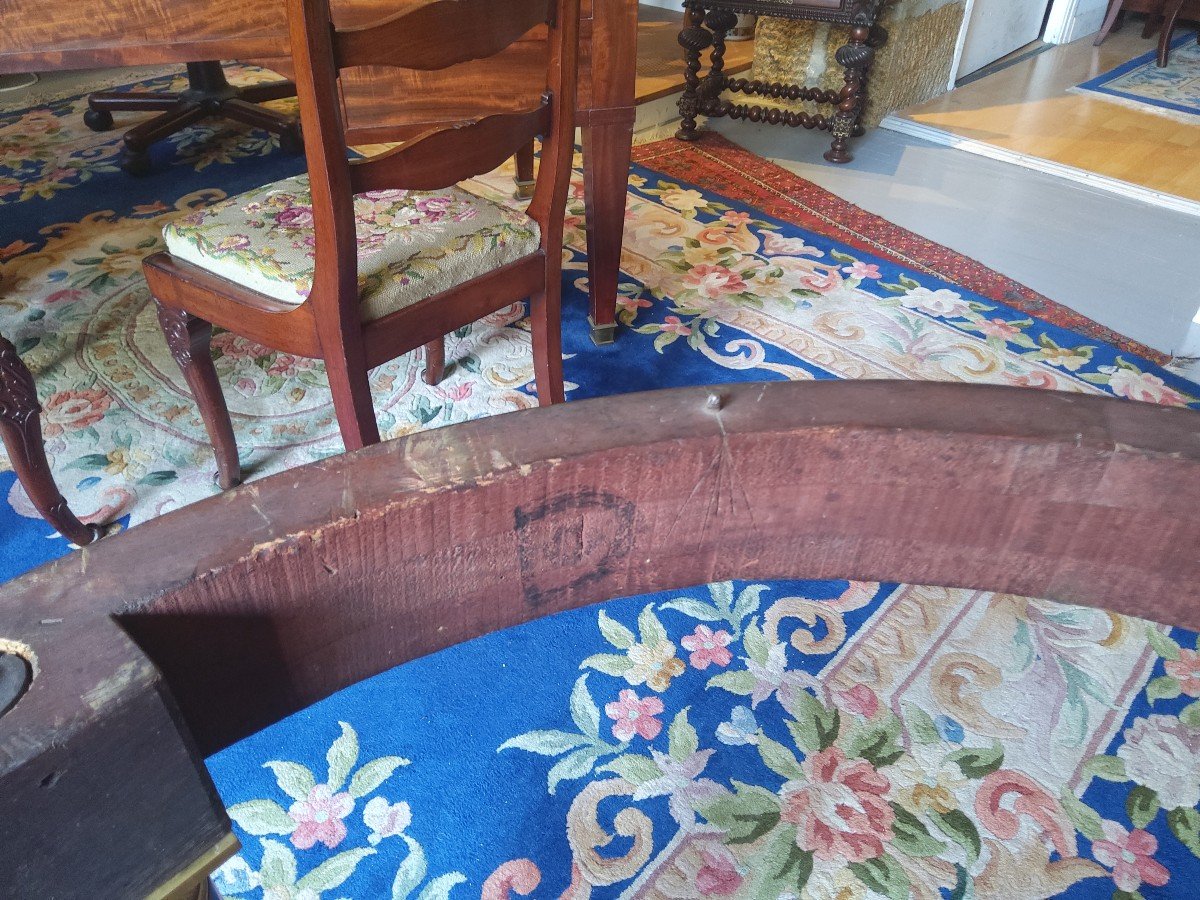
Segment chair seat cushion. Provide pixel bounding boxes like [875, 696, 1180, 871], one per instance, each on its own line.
[162, 174, 541, 320]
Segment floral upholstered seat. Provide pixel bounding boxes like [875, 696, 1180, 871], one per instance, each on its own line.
[163, 174, 541, 321]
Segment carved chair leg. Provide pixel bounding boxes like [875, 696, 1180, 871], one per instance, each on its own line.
[1095, 0, 1126, 45]
[676, 15, 714, 141]
[1157, 0, 1185, 66]
[825, 25, 874, 165]
[155, 304, 242, 490]
[529, 290, 565, 407]
[324, 355, 381, 452]
[513, 143, 536, 201]
[1143, 9, 1163, 38]
[0, 336, 105, 545]
[423, 337, 445, 386]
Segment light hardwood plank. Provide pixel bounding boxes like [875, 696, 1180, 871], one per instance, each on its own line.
[894, 29, 1200, 202]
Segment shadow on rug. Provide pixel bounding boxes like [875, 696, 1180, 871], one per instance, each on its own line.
[1, 69, 1198, 900]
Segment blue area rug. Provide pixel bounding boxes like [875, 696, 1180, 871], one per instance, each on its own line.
[3, 70, 1200, 899]
[1074, 32, 1200, 121]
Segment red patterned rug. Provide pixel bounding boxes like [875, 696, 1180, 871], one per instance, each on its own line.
[633, 134, 1168, 364]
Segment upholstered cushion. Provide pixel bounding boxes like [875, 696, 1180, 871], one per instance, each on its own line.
[163, 174, 540, 321]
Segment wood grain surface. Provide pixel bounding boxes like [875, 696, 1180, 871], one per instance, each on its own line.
[3, 382, 1200, 894]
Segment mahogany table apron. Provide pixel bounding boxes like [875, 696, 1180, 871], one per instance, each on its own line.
[676, 0, 888, 164]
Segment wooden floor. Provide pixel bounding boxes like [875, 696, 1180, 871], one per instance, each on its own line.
[891, 27, 1200, 203]
[634, 5, 754, 104]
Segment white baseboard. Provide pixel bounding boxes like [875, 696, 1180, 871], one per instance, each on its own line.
[879, 114, 1200, 218]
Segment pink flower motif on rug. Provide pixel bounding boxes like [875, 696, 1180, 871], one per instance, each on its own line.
[694, 847, 743, 896]
[1091, 821, 1169, 892]
[842, 261, 881, 279]
[836, 684, 880, 719]
[780, 745, 895, 862]
[1166, 649, 1200, 697]
[41, 388, 112, 436]
[681, 625, 733, 670]
[1106, 367, 1188, 406]
[684, 264, 748, 299]
[606, 689, 665, 741]
[287, 784, 354, 850]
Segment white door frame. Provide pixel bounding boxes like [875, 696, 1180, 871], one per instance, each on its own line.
[1044, 0, 1111, 43]
[947, 0, 1108, 86]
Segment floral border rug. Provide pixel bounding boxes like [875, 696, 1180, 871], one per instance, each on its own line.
[1073, 32, 1200, 123]
[2, 69, 1200, 900]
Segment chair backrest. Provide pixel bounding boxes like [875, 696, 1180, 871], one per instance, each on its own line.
[284, 0, 579, 343]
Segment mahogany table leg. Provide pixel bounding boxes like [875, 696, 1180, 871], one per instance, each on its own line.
[513, 143, 536, 200]
[582, 117, 634, 345]
[0, 336, 105, 546]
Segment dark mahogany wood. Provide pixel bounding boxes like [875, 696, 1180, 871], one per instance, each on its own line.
[0, 0, 636, 531]
[2, 382, 1200, 896]
[155, 306, 242, 490]
[84, 61, 302, 175]
[143, 0, 579, 482]
[347, 105, 553, 193]
[0, 0, 635, 347]
[676, 0, 887, 163]
[0, 335, 105, 546]
[334, 0, 553, 70]
[1157, 0, 1200, 65]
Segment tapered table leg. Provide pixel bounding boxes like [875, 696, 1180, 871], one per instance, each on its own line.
[582, 116, 634, 345]
[0, 335, 105, 546]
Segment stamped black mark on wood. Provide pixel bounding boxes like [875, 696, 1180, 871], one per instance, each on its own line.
[514, 489, 636, 608]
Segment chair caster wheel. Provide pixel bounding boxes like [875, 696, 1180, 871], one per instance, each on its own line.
[84, 108, 114, 132]
[278, 124, 303, 155]
[120, 149, 153, 176]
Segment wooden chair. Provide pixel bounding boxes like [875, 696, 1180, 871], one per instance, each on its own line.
[1095, 0, 1200, 61]
[1156, 0, 1200, 66]
[142, 0, 579, 489]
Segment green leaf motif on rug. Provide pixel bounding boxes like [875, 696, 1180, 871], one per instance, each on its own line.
[929, 808, 982, 865]
[327, 721, 359, 792]
[701, 780, 782, 844]
[947, 744, 1004, 779]
[746, 826, 813, 898]
[1168, 807, 1200, 859]
[1127, 785, 1160, 829]
[849, 853, 912, 900]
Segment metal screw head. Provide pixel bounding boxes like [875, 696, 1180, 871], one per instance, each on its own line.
[706, 391, 723, 410]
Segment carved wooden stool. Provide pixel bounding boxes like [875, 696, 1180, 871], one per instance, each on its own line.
[676, 1, 888, 163]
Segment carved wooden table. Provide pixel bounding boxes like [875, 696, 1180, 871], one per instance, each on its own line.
[0, 0, 636, 537]
[3, 381, 1200, 896]
[676, 0, 888, 163]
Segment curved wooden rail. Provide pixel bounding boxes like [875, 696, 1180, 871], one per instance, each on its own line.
[2, 381, 1199, 895]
